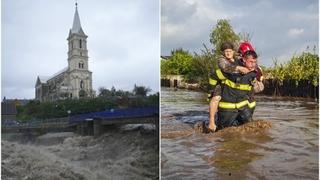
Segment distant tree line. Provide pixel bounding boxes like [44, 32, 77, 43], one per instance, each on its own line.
[17, 85, 158, 120]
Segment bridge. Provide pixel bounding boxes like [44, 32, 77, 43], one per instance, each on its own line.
[2, 107, 159, 137]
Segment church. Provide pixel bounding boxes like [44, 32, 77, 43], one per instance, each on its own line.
[35, 4, 94, 102]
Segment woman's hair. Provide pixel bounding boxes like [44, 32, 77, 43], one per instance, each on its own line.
[220, 41, 234, 51]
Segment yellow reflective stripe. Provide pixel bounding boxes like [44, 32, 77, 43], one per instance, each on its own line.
[209, 78, 218, 86]
[215, 69, 252, 91]
[248, 101, 256, 108]
[218, 100, 256, 109]
[207, 94, 211, 102]
[237, 100, 249, 108]
[216, 69, 226, 80]
[223, 79, 252, 91]
[219, 101, 237, 109]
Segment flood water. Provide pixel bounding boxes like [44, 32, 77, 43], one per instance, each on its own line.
[2, 125, 159, 180]
[161, 88, 319, 179]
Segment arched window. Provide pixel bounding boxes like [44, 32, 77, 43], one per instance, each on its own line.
[79, 39, 82, 49]
[78, 62, 84, 69]
[80, 80, 84, 89]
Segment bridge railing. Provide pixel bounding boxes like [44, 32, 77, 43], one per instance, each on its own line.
[2, 117, 70, 130]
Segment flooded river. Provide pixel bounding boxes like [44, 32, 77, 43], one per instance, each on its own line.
[2, 125, 159, 180]
[161, 88, 319, 179]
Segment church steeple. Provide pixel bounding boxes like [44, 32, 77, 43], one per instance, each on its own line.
[70, 3, 86, 36]
[67, 2, 89, 72]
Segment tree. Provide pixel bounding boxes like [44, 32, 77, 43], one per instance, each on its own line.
[98, 87, 110, 97]
[271, 51, 319, 86]
[161, 48, 194, 76]
[133, 84, 151, 96]
[209, 19, 240, 55]
[192, 44, 217, 87]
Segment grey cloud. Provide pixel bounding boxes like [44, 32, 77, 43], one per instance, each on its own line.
[161, 0, 197, 24]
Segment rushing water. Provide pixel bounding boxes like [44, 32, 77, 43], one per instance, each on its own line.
[2, 125, 159, 180]
[161, 87, 319, 180]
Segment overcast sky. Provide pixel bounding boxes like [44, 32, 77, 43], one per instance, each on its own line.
[162, 0, 319, 67]
[2, 0, 159, 99]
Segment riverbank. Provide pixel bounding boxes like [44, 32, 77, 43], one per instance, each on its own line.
[161, 77, 319, 99]
[2, 125, 159, 180]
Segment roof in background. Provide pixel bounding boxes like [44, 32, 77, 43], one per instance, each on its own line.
[1, 102, 17, 115]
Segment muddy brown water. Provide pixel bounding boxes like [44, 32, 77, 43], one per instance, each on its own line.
[2, 125, 159, 180]
[161, 88, 319, 180]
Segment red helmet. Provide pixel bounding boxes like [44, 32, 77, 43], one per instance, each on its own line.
[238, 42, 254, 57]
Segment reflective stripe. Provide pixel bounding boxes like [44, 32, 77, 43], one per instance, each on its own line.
[207, 93, 211, 102]
[209, 78, 218, 86]
[215, 69, 252, 91]
[219, 100, 256, 109]
[223, 79, 252, 91]
[216, 69, 227, 80]
[248, 101, 256, 108]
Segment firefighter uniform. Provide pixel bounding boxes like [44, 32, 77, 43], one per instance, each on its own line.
[208, 60, 257, 130]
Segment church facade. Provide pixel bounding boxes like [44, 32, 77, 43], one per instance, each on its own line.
[35, 5, 94, 102]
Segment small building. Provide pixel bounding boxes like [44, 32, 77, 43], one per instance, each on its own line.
[1, 102, 17, 121]
[161, 75, 185, 88]
[2, 97, 31, 106]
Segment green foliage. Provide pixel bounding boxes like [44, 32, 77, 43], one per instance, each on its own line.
[133, 84, 151, 97]
[161, 48, 194, 77]
[270, 52, 319, 86]
[192, 44, 217, 87]
[98, 86, 133, 97]
[17, 86, 159, 121]
[210, 19, 240, 55]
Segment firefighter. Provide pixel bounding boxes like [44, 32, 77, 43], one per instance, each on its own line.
[207, 50, 262, 131]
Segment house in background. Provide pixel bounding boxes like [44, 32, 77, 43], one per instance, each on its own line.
[1, 102, 17, 121]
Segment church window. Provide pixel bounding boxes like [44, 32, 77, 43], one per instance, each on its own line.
[79, 39, 82, 48]
[79, 62, 84, 69]
[80, 80, 84, 89]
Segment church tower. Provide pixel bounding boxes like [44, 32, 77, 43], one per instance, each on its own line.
[67, 3, 93, 98]
[35, 3, 94, 102]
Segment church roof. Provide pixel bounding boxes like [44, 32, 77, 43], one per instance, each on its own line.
[70, 4, 86, 36]
[47, 67, 68, 81]
[38, 76, 50, 83]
